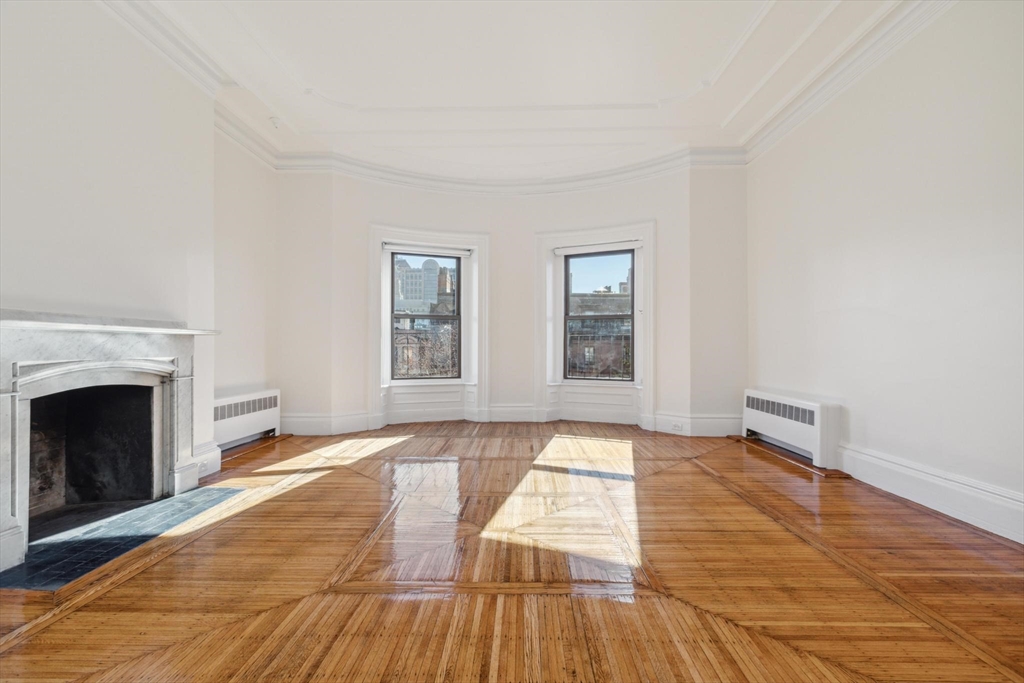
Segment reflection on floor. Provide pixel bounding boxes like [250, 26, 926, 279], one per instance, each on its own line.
[0, 421, 1021, 682]
[0, 487, 243, 590]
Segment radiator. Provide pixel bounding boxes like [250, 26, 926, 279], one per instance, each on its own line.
[214, 389, 280, 448]
[742, 389, 840, 469]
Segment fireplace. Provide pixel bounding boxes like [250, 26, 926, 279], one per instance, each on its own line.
[1, 309, 217, 572]
[30, 385, 157, 526]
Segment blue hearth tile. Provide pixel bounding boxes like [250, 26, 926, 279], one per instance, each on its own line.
[0, 487, 243, 591]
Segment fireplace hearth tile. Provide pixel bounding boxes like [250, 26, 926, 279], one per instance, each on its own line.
[0, 486, 242, 591]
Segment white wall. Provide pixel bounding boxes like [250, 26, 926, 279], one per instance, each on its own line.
[214, 133, 277, 397]
[264, 167, 749, 432]
[269, 168, 747, 433]
[747, 1, 1024, 538]
[0, 1, 217, 455]
[689, 168, 748, 434]
[270, 173, 337, 424]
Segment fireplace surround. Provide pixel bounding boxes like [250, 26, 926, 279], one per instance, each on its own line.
[0, 310, 217, 572]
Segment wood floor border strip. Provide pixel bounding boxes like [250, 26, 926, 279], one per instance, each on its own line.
[729, 436, 1022, 551]
[318, 495, 407, 590]
[594, 492, 668, 595]
[728, 436, 850, 477]
[690, 456, 1024, 683]
[324, 581, 659, 596]
[218, 433, 294, 464]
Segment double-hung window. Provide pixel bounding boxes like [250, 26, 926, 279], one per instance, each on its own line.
[564, 250, 634, 381]
[391, 252, 461, 379]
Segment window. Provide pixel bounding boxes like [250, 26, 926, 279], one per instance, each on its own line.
[392, 252, 460, 379]
[565, 250, 633, 380]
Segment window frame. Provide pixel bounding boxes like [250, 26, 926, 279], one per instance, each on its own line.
[391, 251, 462, 381]
[563, 249, 635, 382]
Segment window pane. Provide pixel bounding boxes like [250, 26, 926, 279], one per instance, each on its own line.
[567, 251, 632, 315]
[566, 318, 632, 380]
[393, 253, 458, 315]
[393, 318, 460, 378]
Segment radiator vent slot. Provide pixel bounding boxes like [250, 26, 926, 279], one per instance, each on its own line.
[214, 395, 278, 422]
[745, 395, 814, 426]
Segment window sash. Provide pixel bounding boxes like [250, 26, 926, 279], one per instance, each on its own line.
[563, 250, 634, 382]
[391, 252, 462, 380]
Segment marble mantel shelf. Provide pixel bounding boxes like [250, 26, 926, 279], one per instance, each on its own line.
[0, 309, 218, 336]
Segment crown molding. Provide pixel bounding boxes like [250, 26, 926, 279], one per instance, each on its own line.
[275, 146, 748, 195]
[207, 0, 954, 192]
[745, 0, 957, 163]
[215, 105, 746, 195]
[98, 0, 234, 98]
[214, 104, 279, 168]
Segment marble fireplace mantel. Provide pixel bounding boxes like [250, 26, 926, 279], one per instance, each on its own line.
[0, 309, 218, 572]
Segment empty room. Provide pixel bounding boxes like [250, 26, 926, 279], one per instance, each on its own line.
[0, 1, 1022, 681]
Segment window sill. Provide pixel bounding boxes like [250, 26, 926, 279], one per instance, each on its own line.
[387, 378, 472, 387]
[551, 380, 641, 388]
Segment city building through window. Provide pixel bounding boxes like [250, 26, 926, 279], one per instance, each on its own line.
[392, 253, 460, 379]
[564, 250, 634, 380]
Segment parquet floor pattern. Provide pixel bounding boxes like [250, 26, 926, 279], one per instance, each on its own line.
[0, 421, 1021, 682]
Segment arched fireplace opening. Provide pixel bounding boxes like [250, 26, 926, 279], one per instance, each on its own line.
[29, 385, 157, 540]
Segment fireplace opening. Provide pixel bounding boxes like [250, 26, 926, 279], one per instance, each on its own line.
[29, 385, 156, 541]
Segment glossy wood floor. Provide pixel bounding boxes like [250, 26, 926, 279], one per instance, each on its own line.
[0, 422, 1021, 682]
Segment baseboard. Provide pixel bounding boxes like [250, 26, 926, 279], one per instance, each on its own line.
[654, 413, 742, 437]
[330, 413, 371, 434]
[192, 440, 222, 479]
[0, 525, 27, 572]
[554, 406, 639, 425]
[837, 443, 1024, 543]
[489, 404, 541, 422]
[281, 413, 369, 436]
[283, 409, 742, 436]
[385, 407, 468, 424]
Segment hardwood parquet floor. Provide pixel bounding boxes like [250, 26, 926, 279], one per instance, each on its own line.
[0, 421, 1021, 682]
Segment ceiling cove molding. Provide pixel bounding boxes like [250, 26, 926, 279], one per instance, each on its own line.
[214, 105, 745, 195]
[745, 0, 957, 163]
[206, 0, 953, 193]
[214, 105, 279, 168]
[98, 0, 235, 98]
[281, 147, 748, 196]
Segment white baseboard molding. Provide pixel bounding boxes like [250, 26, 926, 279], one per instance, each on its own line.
[193, 440, 222, 479]
[654, 413, 742, 437]
[283, 409, 743, 437]
[553, 406, 639, 425]
[386, 407, 467, 424]
[838, 443, 1024, 544]
[488, 404, 539, 422]
[0, 525, 27, 572]
[281, 413, 370, 436]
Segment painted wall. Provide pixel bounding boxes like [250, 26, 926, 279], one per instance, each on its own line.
[270, 173, 336, 418]
[747, 1, 1023, 513]
[266, 168, 748, 432]
[214, 133, 278, 397]
[690, 168, 748, 426]
[0, 1, 217, 452]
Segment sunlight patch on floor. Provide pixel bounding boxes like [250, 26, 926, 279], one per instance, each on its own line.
[481, 435, 639, 569]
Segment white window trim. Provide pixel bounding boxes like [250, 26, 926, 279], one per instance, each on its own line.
[368, 224, 490, 428]
[534, 222, 656, 428]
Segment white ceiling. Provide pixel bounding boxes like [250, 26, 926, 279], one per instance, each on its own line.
[153, 0, 914, 182]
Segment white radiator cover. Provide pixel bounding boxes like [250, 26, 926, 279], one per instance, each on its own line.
[214, 389, 280, 448]
[742, 389, 841, 469]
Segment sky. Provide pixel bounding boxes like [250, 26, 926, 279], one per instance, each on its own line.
[394, 250, 631, 293]
[569, 252, 632, 293]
